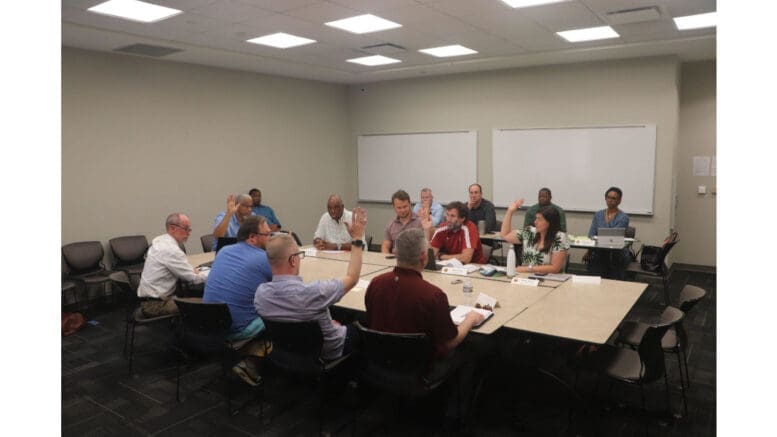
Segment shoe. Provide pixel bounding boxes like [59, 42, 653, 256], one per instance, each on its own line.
[232, 360, 262, 387]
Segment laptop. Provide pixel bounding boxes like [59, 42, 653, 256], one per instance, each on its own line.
[215, 237, 237, 253]
[597, 227, 625, 249]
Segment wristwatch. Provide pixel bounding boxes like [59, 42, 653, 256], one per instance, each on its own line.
[351, 239, 364, 249]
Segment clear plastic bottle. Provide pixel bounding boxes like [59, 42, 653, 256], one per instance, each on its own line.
[462, 280, 473, 306]
[506, 243, 516, 278]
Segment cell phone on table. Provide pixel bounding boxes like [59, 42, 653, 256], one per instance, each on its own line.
[385, 255, 396, 259]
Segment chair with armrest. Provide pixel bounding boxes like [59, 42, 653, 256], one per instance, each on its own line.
[262, 319, 350, 433]
[200, 234, 216, 253]
[575, 307, 683, 420]
[613, 285, 707, 417]
[173, 298, 262, 416]
[109, 235, 149, 289]
[627, 232, 679, 305]
[110, 271, 179, 376]
[278, 230, 303, 246]
[62, 241, 113, 309]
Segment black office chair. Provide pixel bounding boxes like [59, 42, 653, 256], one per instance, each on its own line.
[174, 298, 262, 416]
[109, 235, 148, 289]
[200, 234, 216, 253]
[110, 271, 179, 376]
[62, 241, 113, 309]
[354, 321, 459, 431]
[614, 285, 707, 417]
[575, 307, 683, 420]
[262, 319, 350, 434]
[627, 232, 679, 305]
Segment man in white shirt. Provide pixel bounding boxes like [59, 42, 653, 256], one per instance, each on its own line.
[137, 213, 209, 316]
[313, 194, 363, 251]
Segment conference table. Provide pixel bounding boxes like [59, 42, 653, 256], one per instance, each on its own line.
[188, 248, 646, 344]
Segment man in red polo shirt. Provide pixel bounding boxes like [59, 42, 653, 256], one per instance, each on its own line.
[430, 201, 485, 264]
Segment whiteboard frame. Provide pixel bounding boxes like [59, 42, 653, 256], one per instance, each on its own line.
[491, 125, 656, 215]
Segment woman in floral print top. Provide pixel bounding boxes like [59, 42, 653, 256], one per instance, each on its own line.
[500, 198, 569, 274]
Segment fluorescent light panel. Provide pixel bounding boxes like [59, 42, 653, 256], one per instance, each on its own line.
[419, 45, 478, 58]
[674, 11, 717, 30]
[557, 25, 619, 42]
[325, 14, 402, 34]
[501, 0, 568, 8]
[247, 33, 316, 49]
[88, 0, 181, 23]
[347, 55, 401, 66]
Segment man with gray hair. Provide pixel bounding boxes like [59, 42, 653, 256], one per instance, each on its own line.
[256, 207, 368, 360]
[138, 213, 208, 316]
[412, 187, 444, 227]
[212, 193, 254, 251]
[365, 228, 484, 424]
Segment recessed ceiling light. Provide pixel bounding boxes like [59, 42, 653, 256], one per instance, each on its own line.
[346, 55, 401, 66]
[88, 0, 181, 23]
[419, 45, 478, 58]
[674, 12, 717, 30]
[557, 25, 619, 43]
[501, 0, 568, 8]
[325, 14, 402, 34]
[247, 33, 316, 49]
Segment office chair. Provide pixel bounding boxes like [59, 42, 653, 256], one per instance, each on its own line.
[109, 235, 148, 288]
[627, 232, 679, 305]
[200, 234, 216, 253]
[62, 241, 113, 309]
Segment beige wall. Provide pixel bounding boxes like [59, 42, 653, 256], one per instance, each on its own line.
[346, 57, 682, 264]
[62, 47, 349, 254]
[674, 60, 716, 266]
[63, 49, 715, 267]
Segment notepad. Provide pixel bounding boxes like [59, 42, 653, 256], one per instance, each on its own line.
[450, 306, 493, 327]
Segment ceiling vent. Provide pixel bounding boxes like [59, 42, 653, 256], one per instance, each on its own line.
[114, 43, 183, 57]
[360, 43, 407, 56]
[604, 6, 662, 25]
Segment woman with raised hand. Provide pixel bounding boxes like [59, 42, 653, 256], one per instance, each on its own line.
[500, 198, 569, 274]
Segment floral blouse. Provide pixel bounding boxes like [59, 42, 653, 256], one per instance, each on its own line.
[516, 227, 570, 266]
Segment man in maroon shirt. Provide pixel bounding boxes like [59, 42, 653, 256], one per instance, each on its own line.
[365, 228, 484, 424]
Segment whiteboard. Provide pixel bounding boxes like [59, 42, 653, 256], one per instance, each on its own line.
[358, 131, 477, 204]
[492, 126, 656, 214]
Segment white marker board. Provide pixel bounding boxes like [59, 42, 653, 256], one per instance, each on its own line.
[492, 126, 656, 214]
[358, 131, 477, 204]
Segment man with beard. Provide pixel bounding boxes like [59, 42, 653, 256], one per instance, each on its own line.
[430, 201, 485, 264]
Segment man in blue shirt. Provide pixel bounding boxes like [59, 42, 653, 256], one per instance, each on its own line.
[249, 188, 281, 232]
[412, 187, 444, 227]
[203, 215, 272, 386]
[212, 193, 255, 251]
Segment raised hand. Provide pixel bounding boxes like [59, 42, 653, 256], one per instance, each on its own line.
[226, 194, 238, 215]
[421, 213, 434, 231]
[347, 207, 367, 239]
[507, 198, 524, 212]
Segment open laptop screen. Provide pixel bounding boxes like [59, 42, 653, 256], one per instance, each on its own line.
[216, 237, 237, 253]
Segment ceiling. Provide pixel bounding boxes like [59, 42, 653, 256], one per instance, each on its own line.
[62, 0, 716, 84]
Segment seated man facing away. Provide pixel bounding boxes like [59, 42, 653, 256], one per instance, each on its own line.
[138, 213, 208, 317]
[412, 187, 444, 227]
[365, 228, 485, 423]
[212, 193, 254, 251]
[430, 201, 485, 264]
[203, 216, 272, 386]
[256, 207, 367, 361]
[381, 189, 423, 254]
[312, 194, 363, 251]
[249, 188, 282, 232]
[523, 187, 567, 232]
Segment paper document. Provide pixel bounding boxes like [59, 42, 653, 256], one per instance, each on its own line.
[450, 306, 494, 327]
[474, 293, 498, 309]
[321, 250, 346, 254]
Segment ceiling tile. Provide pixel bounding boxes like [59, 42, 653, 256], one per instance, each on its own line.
[426, 0, 514, 18]
[329, 0, 418, 13]
[285, 1, 362, 24]
[239, 0, 323, 13]
[519, 0, 604, 31]
[189, 0, 275, 23]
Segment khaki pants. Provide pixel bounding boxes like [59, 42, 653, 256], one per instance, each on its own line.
[140, 297, 179, 317]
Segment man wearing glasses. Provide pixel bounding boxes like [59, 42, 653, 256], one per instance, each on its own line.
[255, 207, 367, 361]
[138, 213, 208, 317]
[203, 215, 273, 386]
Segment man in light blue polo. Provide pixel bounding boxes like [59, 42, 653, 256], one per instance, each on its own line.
[249, 188, 282, 232]
[413, 187, 444, 227]
[211, 193, 254, 251]
[203, 215, 272, 386]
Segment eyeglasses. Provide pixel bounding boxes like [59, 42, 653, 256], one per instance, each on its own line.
[171, 224, 192, 232]
[288, 251, 306, 263]
[605, 195, 620, 201]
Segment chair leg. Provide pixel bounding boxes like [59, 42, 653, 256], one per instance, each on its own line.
[676, 350, 689, 417]
[662, 275, 670, 306]
[663, 366, 672, 416]
[681, 345, 691, 389]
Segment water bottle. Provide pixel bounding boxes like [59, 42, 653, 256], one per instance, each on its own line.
[462, 280, 473, 306]
[506, 243, 516, 278]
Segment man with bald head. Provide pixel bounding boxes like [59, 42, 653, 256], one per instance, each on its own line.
[256, 207, 368, 360]
[212, 193, 254, 251]
[313, 194, 364, 251]
[137, 213, 209, 316]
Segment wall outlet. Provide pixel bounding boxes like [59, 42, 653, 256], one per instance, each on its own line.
[697, 185, 707, 194]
